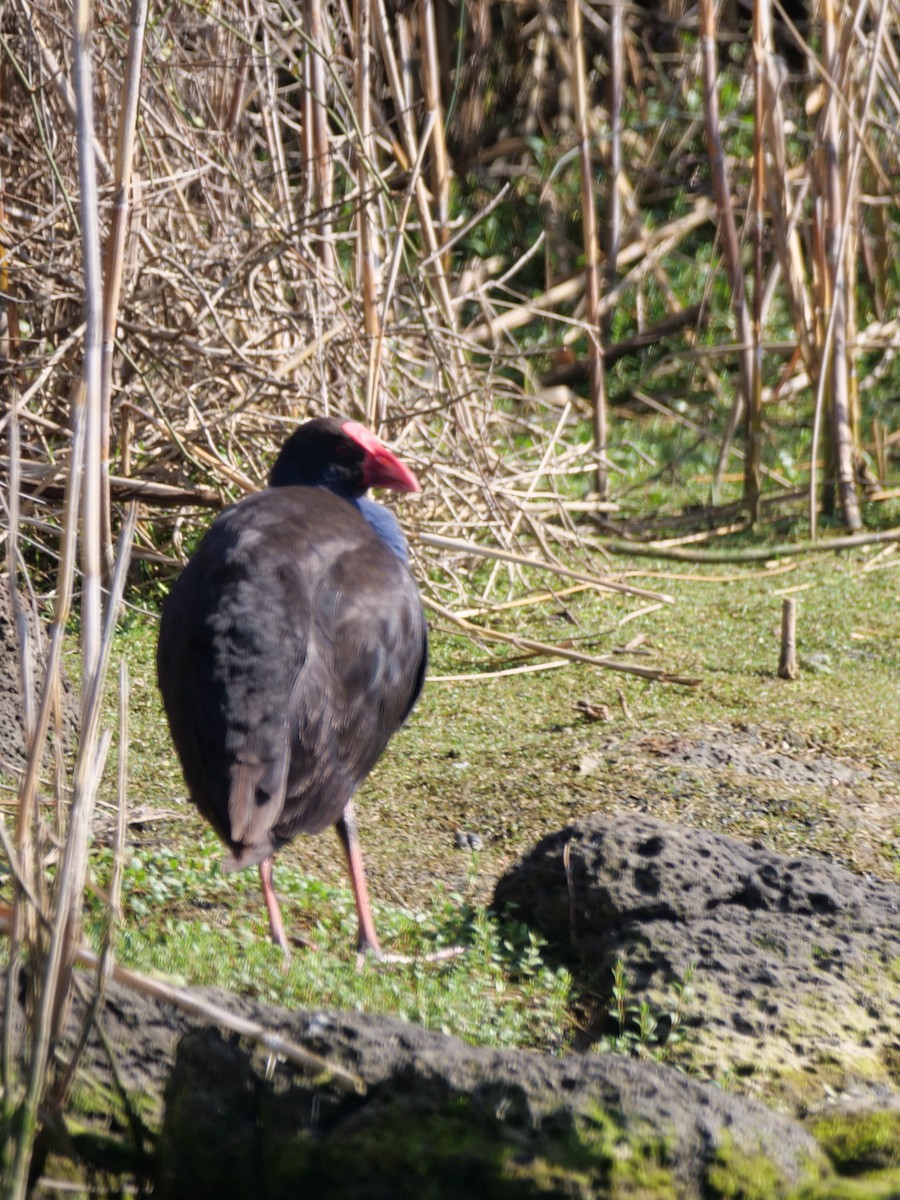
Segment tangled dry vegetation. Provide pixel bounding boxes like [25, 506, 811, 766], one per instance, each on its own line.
[3, 0, 898, 594]
[4, 0, 617, 595]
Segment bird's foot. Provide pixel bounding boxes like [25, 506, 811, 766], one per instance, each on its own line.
[354, 933, 382, 972]
[289, 932, 321, 952]
[354, 944, 466, 970]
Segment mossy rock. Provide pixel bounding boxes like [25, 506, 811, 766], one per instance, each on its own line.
[155, 1023, 828, 1199]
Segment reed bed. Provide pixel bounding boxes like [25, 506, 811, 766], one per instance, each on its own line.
[2, 0, 895, 584]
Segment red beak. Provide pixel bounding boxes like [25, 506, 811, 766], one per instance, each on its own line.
[343, 420, 421, 493]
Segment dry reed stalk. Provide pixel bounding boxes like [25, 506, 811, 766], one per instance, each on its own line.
[747, 0, 771, 524]
[698, 0, 755, 503]
[425, 594, 700, 686]
[598, 526, 899, 562]
[100, 0, 148, 578]
[762, 64, 818, 382]
[809, 0, 891, 533]
[46, 656, 130, 1113]
[74, 10, 104, 690]
[606, 0, 624, 339]
[414, 531, 675, 604]
[26, 508, 135, 1178]
[568, 0, 608, 501]
[1, 390, 27, 1116]
[354, 0, 385, 425]
[252, 17, 298, 232]
[305, 0, 337, 280]
[418, 0, 451, 258]
[817, 0, 861, 531]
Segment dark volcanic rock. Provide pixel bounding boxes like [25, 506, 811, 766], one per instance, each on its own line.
[493, 813, 900, 1103]
[2, 973, 830, 1198]
[154, 1001, 826, 1199]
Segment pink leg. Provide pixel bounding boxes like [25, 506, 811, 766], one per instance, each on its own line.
[335, 799, 381, 956]
[259, 857, 289, 952]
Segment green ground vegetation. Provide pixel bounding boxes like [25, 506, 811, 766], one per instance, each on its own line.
[52, 505, 897, 1071]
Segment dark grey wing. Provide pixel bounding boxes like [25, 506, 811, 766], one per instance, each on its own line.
[157, 498, 311, 861]
[276, 535, 427, 839]
[158, 487, 426, 856]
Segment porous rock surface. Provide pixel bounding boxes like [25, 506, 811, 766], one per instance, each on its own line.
[494, 812, 900, 1101]
[59, 978, 825, 1199]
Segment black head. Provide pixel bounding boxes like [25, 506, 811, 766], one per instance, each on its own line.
[268, 417, 420, 500]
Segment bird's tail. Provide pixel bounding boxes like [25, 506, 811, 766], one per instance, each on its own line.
[223, 756, 287, 871]
[221, 842, 279, 873]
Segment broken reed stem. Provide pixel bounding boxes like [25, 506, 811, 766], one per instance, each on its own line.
[597, 526, 900, 562]
[567, 0, 608, 501]
[778, 596, 798, 679]
[0, 905, 365, 1096]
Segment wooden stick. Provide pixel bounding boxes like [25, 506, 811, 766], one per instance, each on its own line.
[778, 597, 798, 680]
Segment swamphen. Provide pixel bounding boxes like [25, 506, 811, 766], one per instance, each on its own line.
[157, 418, 426, 955]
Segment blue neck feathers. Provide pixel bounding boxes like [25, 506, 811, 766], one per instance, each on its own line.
[353, 497, 410, 565]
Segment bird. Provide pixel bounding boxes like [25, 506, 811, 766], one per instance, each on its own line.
[156, 417, 427, 957]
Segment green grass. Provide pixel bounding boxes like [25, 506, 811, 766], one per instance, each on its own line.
[84, 836, 572, 1051]
[4, 472, 893, 1102]
[57, 524, 897, 1076]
